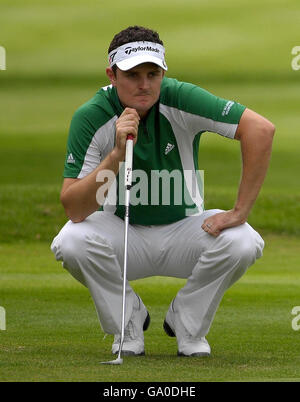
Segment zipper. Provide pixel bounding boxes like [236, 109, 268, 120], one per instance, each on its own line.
[142, 120, 148, 137]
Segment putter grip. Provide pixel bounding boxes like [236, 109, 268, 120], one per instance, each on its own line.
[124, 135, 134, 188]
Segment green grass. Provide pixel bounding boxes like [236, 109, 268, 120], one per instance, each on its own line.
[0, 0, 300, 382]
[1, 0, 299, 78]
[0, 236, 300, 382]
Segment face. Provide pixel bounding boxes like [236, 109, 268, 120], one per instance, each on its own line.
[106, 63, 164, 118]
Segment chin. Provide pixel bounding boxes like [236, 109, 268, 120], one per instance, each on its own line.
[136, 101, 155, 113]
[136, 107, 151, 118]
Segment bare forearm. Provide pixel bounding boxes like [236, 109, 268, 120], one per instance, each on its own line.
[202, 108, 275, 237]
[234, 125, 274, 221]
[61, 108, 140, 223]
[61, 149, 124, 222]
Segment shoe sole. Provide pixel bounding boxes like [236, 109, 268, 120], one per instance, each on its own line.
[164, 320, 210, 357]
[143, 311, 151, 332]
[177, 351, 210, 357]
[113, 311, 151, 356]
[163, 319, 175, 337]
[121, 350, 145, 356]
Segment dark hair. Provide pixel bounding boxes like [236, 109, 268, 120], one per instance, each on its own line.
[108, 26, 164, 74]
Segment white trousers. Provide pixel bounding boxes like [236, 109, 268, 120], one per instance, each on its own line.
[51, 209, 264, 337]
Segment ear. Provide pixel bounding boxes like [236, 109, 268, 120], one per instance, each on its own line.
[106, 67, 117, 86]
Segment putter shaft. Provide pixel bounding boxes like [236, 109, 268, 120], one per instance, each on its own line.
[101, 134, 134, 365]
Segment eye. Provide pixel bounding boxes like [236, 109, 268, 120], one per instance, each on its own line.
[127, 72, 137, 78]
[149, 71, 160, 78]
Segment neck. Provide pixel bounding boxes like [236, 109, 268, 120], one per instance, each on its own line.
[138, 109, 150, 120]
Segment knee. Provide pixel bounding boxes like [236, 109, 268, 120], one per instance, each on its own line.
[221, 224, 264, 266]
[51, 223, 86, 263]
[51, 224, 90, 285]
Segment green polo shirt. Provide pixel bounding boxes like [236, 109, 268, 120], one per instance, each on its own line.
[63, 77, 246, 225]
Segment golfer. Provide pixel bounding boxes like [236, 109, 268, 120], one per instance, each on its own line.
[51, 26, 275, 357]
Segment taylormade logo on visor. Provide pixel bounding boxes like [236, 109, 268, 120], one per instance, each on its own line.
[124, 45, 160, 55]
[108, 41, 167, 70]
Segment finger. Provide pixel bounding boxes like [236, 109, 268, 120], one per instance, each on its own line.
[116, 127, 139, 151]
[118, 112, 140, 121]
[116, 120, 139, 135]
[121, 108, 140, 120]
[122, 107, 139, 114]
[201, 224, 208, 232]
[210, 229, 221, 237]
[117, 119, 139, 128]
[201, 221, 213, 231]
[119, 126, 139, 140]
[201, 221, 221, 237]
[117, 117, 140, 133]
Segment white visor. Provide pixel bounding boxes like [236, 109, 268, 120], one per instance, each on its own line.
[108, 41, 168, 71]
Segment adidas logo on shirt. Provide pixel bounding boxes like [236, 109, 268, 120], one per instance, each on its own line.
[67, 153, 75, 164]
[164, 143, 175, 155]
[222, 101, 234, 116]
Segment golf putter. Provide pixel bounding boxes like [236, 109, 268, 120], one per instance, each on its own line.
[101, 134, 134, 365]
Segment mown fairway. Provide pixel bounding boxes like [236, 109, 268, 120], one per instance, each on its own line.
[0, 0, 299, 382]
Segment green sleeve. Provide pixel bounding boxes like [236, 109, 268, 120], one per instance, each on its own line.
[63, 105, 99, 178]
[161, 77, 246, 137]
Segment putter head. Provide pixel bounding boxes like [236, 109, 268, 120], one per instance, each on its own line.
[101, 357, 123, 365]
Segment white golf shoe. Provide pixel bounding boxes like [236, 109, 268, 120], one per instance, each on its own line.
[112, 295, 150, 356]
[163, 300, 211, 357]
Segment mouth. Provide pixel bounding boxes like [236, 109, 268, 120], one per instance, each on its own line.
[136, 93, 151, 97]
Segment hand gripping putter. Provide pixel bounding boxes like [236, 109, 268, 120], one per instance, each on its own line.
[101, 134, 134, 365]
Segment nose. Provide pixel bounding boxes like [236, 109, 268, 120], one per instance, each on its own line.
[138, 76, 150, 90]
